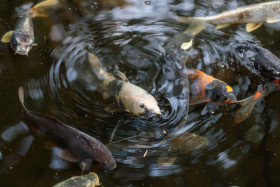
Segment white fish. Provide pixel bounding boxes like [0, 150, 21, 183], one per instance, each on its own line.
[88, 53, 161, 117]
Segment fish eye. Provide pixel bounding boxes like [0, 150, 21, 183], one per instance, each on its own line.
[139, 103, 145, 108]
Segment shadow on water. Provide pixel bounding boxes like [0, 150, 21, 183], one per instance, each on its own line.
[1, 0, 280, 186]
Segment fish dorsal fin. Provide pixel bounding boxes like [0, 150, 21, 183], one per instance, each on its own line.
[266, 18, 280, 23]
[88, 53, 101, 70]
[246, 23, 263, 32]
[1, 31, 13, 43]
[215, 24, 230, 30]
[181, 39, 193, 50]
[57, 149, 79, 162]
[113, 70, 128, 81]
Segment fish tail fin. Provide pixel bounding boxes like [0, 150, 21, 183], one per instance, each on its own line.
[177, 17, 208, 35]
[18, 86, 29, 112]
[88, 52, 101, 71]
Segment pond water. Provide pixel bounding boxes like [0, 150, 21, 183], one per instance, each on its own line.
[1, 0, 280, 186]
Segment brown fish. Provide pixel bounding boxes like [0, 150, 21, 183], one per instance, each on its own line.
[18, 86, 116, 171]
[178, 1, 280, 49]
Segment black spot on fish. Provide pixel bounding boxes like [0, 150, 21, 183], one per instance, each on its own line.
[108, 79, 124, 98]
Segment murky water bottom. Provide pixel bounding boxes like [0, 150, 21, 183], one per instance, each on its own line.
[0, 0, 280, 186]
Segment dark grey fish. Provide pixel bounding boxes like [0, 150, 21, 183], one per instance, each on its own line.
[1, 0, 59, 55]
[235, 44, 280, 80]
[18, 87, 116, 171]
[1, 10, 34, 55]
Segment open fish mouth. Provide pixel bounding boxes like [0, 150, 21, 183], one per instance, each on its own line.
[143, 108, 161, 118]
[15, 46, 31, 55]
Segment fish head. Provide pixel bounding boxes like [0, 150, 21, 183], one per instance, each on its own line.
[11, 34, 34, 55]
[127, 92, 161, 117]
[205, 80, 237, 104]
[236, 44, 280, 79]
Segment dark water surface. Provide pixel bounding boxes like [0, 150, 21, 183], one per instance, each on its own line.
[1, 0, 280, 186]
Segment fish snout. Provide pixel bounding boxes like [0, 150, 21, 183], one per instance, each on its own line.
[103, 160, 117, 171]
[15, 45, 32, 56]
[144, 106, 161, 118]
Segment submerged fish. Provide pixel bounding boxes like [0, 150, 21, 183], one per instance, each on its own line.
[1, 10, 34, 55]
[18, 87, 116, 171]
[88, 53, 161, 117]
[188, 69, 236, 105]
[1, 0, 59, 55]
[235, 82, 280, 123]
[234, 43, 280, 80]
[178, 1, 280, 49]
[53, 172, 100, 187]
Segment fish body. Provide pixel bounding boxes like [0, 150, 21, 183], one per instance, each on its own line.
[88, 53, 161, 117]
[54, 172, 100, 187]
[235, 44, 280, 80]
[18, 87, 116, 171]
[10, 11, 34, 55]
[1, 0, 59, 55]
[1, 10, 34, 55]
[200, 1, 280, 25]
[178, 1, 280, 49]
[188, 69, 236, 105]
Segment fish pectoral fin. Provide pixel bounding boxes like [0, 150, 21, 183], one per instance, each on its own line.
[32, 43, 38, 47]
[57, 149, 80, 162]
[181, 39, 193, 50]
[266, 18, 280, 23]
[32, 11, 49, 18]
[1, 30, 13, 43]
[105, 104, 120, 113]
[215, 24, 230, 30]
[246, 23, 263, 32]
[235, 95, 258, 124]
[185, 24, 207, 36]
[113, 70, 128, 81]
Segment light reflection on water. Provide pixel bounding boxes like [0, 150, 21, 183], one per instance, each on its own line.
[0, 0, 280, 186]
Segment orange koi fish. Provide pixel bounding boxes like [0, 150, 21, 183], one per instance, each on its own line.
[188, 69, 236, 105]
